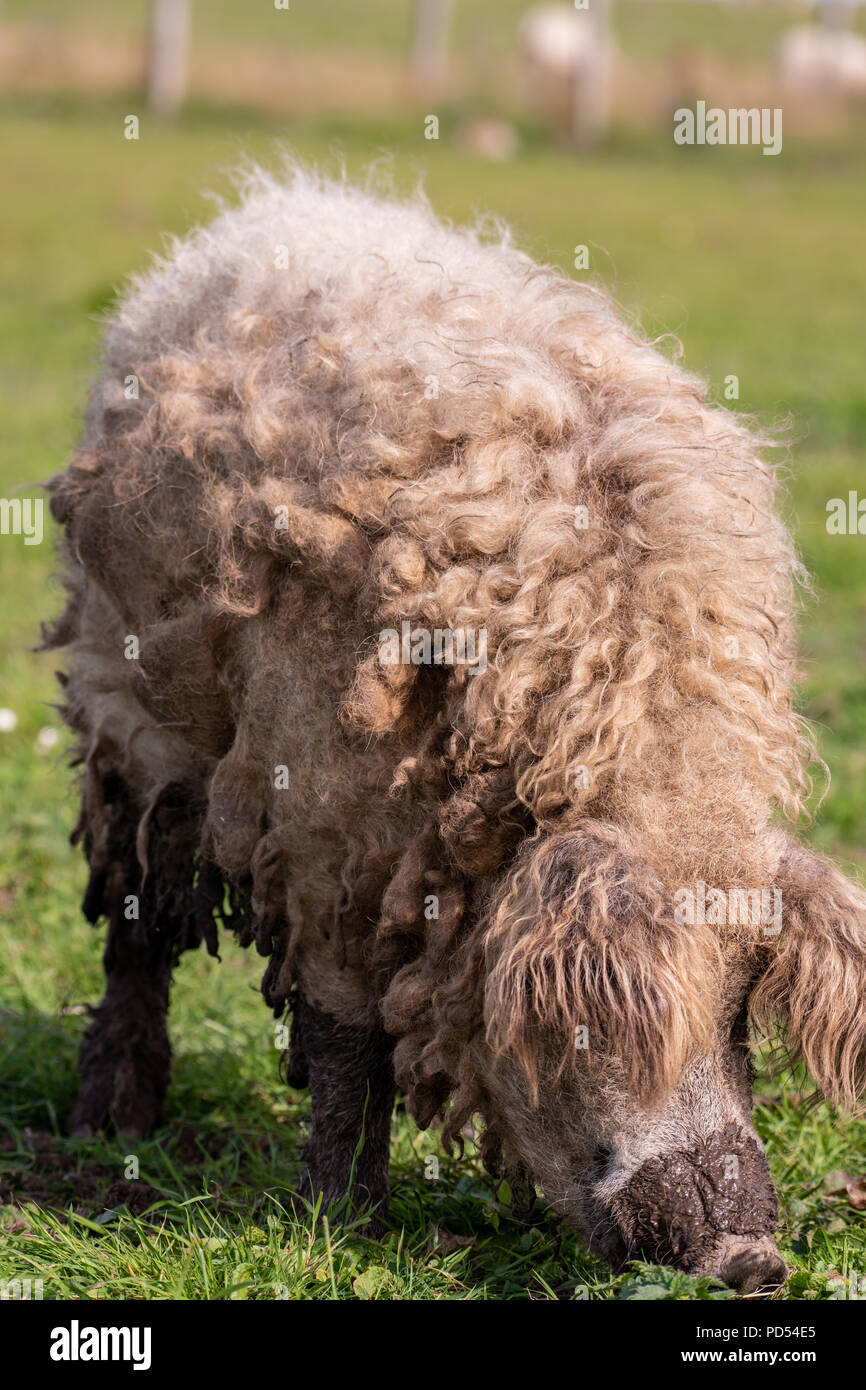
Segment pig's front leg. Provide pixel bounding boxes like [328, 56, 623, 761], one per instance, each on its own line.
[293, 992, 396, 1233]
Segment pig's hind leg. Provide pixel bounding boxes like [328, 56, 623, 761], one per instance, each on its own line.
[69, 775, 204, 1139]
[70, 914, 174, 1140]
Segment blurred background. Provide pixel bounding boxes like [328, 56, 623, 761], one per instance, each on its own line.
[0, 1, 865, 1299]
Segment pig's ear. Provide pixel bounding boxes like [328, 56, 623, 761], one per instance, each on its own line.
[750, 839, 866, 1109]
[482, 826, 720, 1101]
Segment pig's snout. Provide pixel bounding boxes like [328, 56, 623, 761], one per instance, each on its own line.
[606, 1124, 786, 1292]
[706, 1234, 788, 1294]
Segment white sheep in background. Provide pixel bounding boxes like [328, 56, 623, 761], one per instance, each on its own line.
[520, 2, 613, 147]
[777, 23, 866, 100]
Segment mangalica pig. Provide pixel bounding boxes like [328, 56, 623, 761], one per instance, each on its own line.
[44, 169, 866, 1292]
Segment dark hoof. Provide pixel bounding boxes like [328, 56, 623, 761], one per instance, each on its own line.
[69, 1089, 162, 1141]
[296, 1168, 389, 1237]
[115, 1125, 152, 1142]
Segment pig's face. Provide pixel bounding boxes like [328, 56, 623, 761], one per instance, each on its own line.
[475, 825, 866, 1290]
[478, 1005, 786, 1292]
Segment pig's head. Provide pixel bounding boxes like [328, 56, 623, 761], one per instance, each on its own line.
[469, 823, 866, 1291]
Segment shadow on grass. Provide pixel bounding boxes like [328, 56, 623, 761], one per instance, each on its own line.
[0, 1004, 310, 1229]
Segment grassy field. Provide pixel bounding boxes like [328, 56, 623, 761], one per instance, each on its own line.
[1, 77, 865, 1300]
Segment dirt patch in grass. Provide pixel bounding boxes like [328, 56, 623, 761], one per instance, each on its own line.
[0, 1131, 147, 1216]
[0, 1122, 226, 1219]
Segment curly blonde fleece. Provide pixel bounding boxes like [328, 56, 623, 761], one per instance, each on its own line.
[47, 165, 839, 1137]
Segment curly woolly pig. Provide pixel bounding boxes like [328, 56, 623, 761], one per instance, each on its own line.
[44, 168, 866, 1293]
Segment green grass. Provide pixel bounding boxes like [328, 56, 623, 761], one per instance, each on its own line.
[1, 88, 866, 1299]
